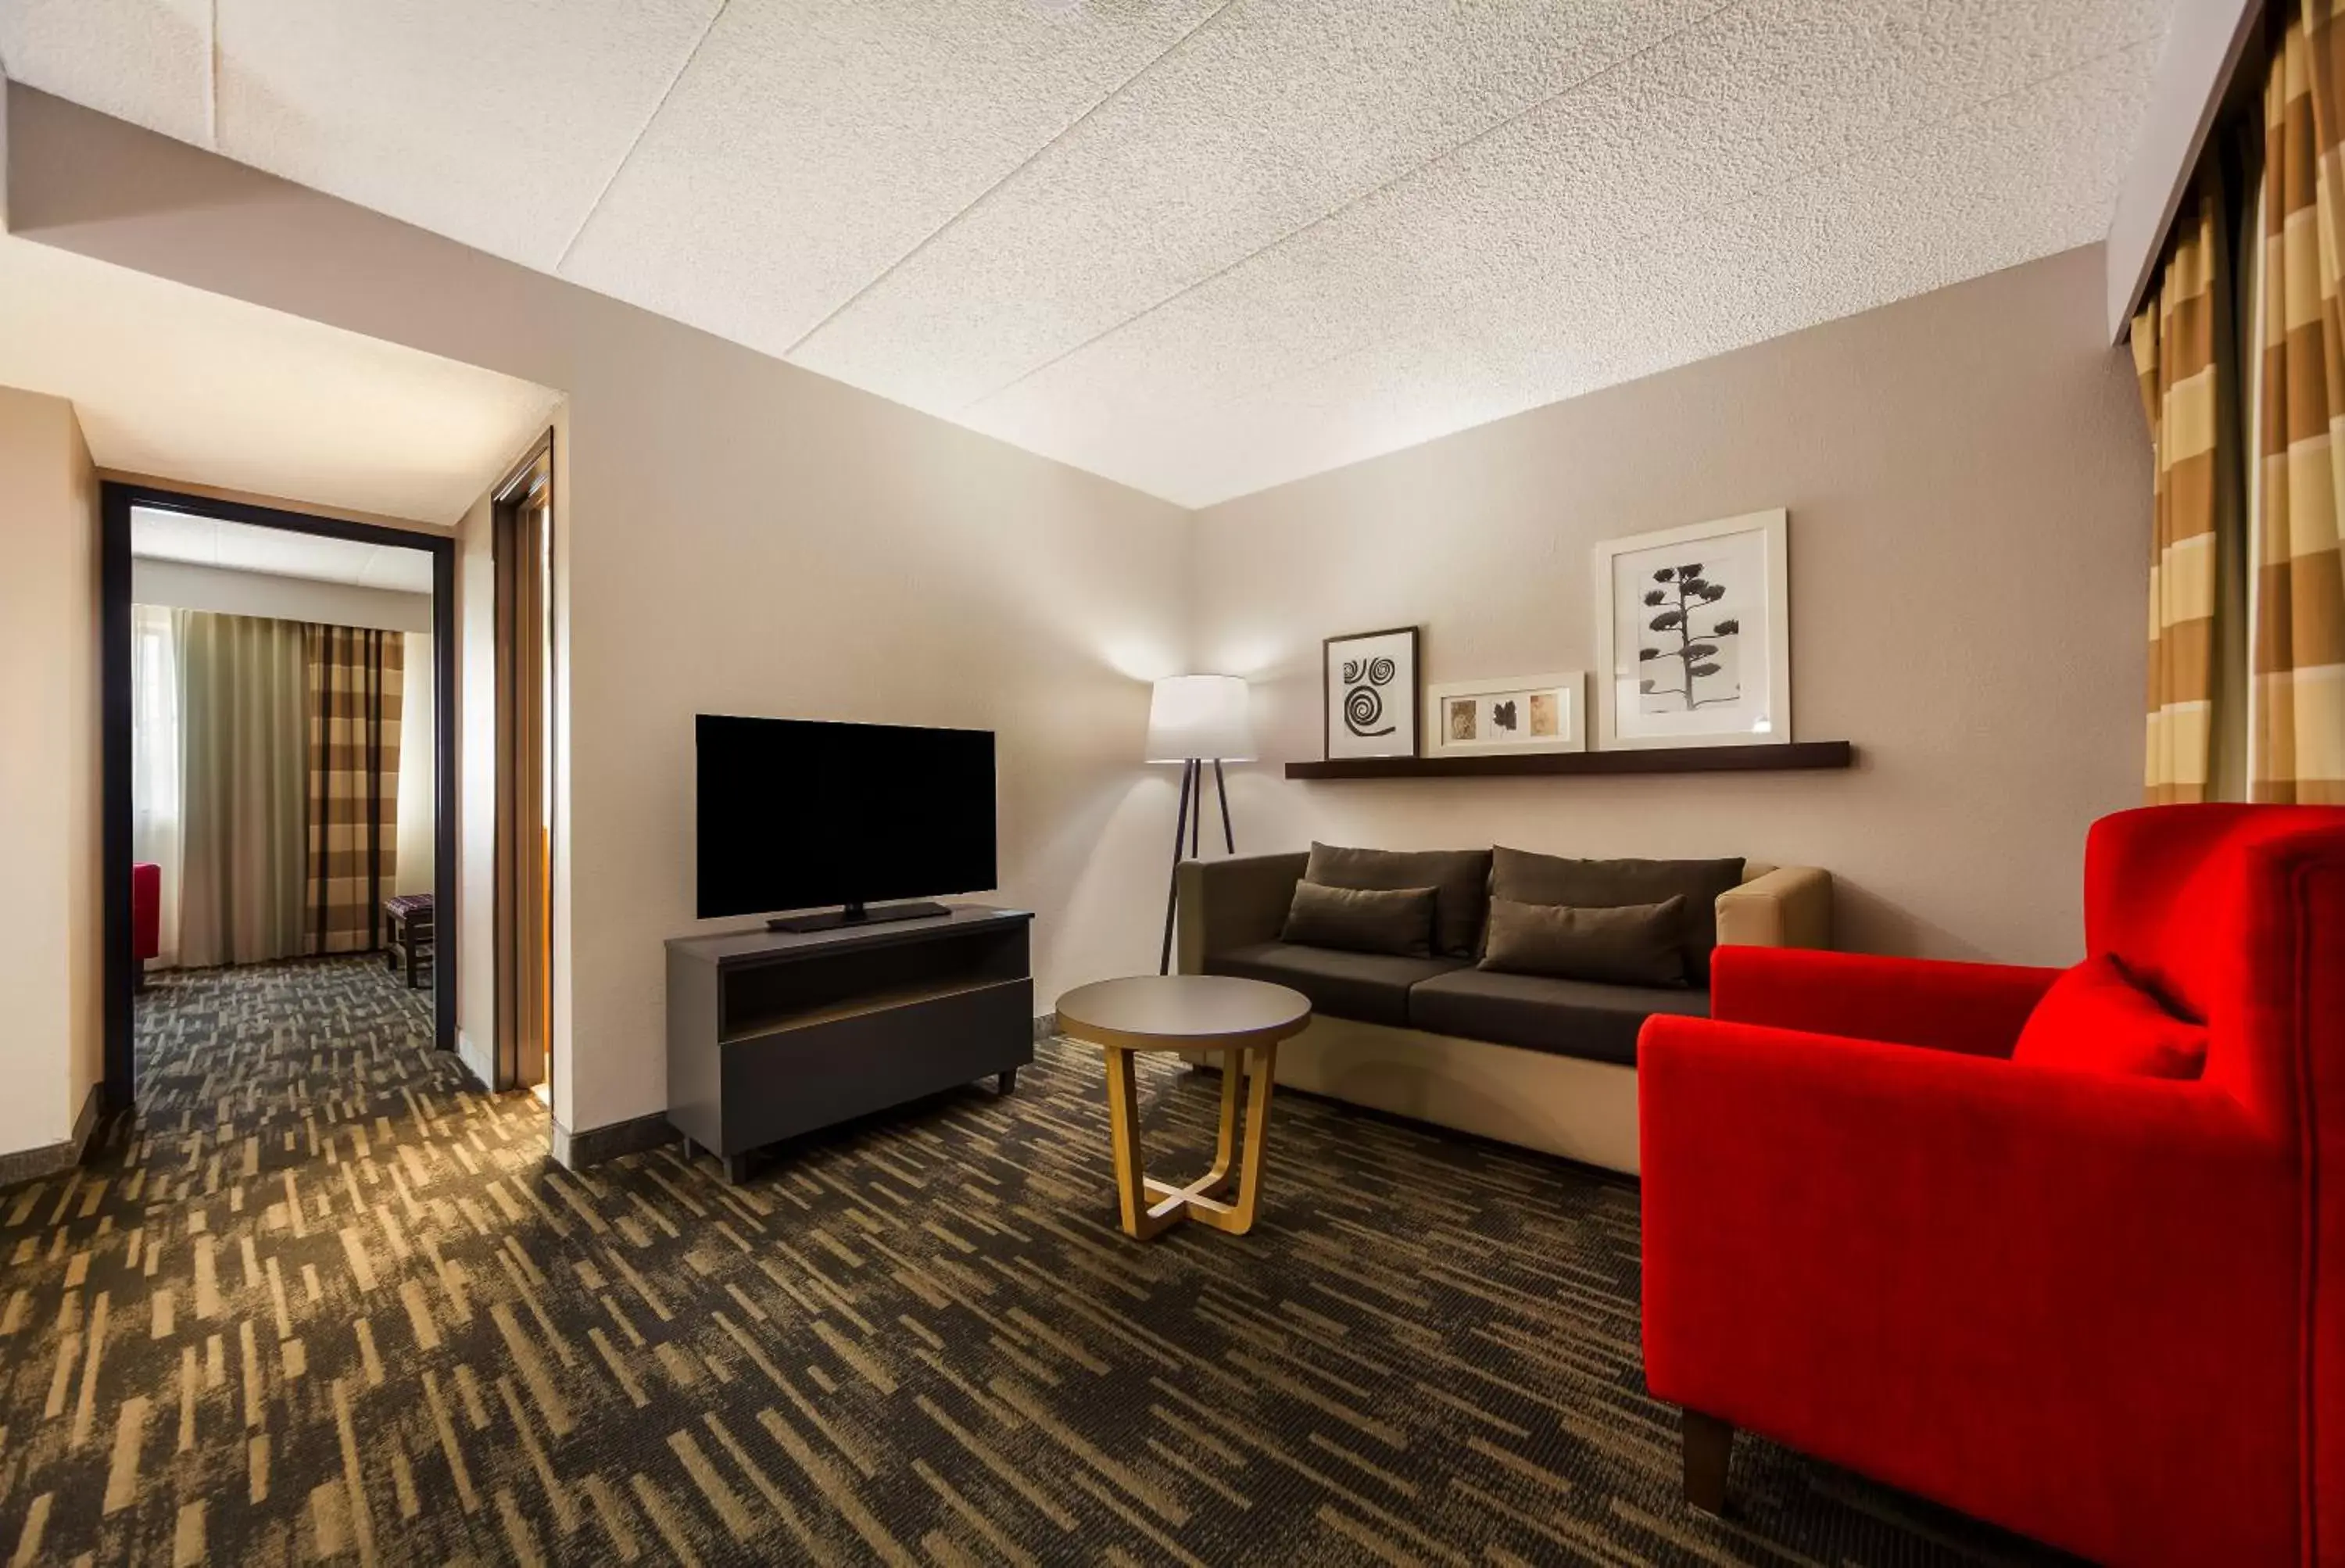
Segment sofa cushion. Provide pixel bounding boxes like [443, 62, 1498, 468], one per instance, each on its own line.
[1491, 847, 1744, 983]
[1306, 843, 1493, 959]
[1208, 942, 1466, 1029]
[1281, 882, 1437, 958]
[2011, 954, 2208, 1079]
[1409, 967, 1710, 1066]
[1480, 895, 1687, 987]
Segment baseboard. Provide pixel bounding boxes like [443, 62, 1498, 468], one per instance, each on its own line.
[0, 1081, 106, 1188]
[455, 1028, 495, 1091]
[1032, 1011, 1058, 1043]
[550, 1108, 675, 1171]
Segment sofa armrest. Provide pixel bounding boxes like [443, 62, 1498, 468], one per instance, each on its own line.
[1638, 1015, 2297, 1566]
[1710, 946, 2060, 1058]
[1715, 865, 1831, 949]
[1176, 852, 1309, 975]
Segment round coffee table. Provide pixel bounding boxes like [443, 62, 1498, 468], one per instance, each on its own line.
[1054, 975, 1312, 1240]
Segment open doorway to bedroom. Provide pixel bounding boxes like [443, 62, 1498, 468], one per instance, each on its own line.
[101, 485, 457, 1112]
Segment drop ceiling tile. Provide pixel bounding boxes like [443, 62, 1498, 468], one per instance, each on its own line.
[995, 37, 2159, 507]
[965, 0, 2166, 464]
[129, 509, 226, 567]
[359, 545, 436, 593]
[210, 518, 381, 583]
[9, 0, 2175, 508]
[212, 0, 725, 269]
[558, 0, 1226, 360]
[0, 0, 212, 145]
[789, 0, 1734, 413]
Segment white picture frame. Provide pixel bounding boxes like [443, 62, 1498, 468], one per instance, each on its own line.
[1427, 672, 1587, 757]
[1593, 509, 1790, 750]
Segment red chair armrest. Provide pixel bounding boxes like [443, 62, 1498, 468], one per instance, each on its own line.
[1710, 945, 2060, 1057]
[1638, 1015, 2297, 1566]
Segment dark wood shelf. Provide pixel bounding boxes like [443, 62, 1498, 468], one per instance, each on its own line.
[1283, 740, 1854, 780]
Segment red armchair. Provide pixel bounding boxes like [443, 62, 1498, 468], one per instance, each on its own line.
[131, 861, 160, 984]
[1639, 805, 2345, 1568]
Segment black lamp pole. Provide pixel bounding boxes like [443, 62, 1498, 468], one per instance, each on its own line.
[1159, 755, 1237, 974]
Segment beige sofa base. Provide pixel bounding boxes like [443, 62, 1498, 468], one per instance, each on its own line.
[1192, 1013, 1642, 1176]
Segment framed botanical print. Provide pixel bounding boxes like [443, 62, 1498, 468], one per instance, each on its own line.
[1427, 672, 1586, 757]
[1323, 626, 1420, 760]
[1593, 509, 1790, 749]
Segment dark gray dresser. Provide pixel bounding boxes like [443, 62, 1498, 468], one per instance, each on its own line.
[665, 906, 1033, 1181]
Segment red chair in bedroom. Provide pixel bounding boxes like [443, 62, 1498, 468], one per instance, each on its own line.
[131, 861, 159, 987]
[1638, 804, 2345, 1568]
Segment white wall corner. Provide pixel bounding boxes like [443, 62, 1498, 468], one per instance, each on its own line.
[2106, 0, 2263, 342]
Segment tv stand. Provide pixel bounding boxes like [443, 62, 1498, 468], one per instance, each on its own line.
[667, 907, 1033, 1182]
[768, 899, 951, 935]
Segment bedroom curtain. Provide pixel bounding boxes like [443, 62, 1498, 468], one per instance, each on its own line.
[2255, 2, 2345, 802]
[304, 625, 403, 954]
[2133, 166, 2234, 804]
[174, 610, 310, 968]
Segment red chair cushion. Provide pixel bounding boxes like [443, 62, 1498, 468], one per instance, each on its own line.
[2010, 954, 2208, 1080]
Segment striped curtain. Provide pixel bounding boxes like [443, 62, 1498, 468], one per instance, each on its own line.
[2258, 4, 2345, 802]
[304, 625, 403, 953]
[2133, 170, 2231, 804]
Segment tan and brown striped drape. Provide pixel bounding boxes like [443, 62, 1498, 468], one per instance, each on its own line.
[2258, 4, 2345, 802]
[304, 625, 403, 954]
[2134, 170, 2231, 804]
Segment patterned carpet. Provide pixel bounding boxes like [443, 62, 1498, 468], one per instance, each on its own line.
[0, 957, 2075, 1567]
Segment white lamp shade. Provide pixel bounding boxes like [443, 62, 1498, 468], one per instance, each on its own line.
[1146, 675, 1253, 762]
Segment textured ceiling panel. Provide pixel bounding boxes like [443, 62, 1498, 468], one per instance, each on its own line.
[787, 0, 1735, 413]
[0, 0, 212, 145]
[213, 0, 724, 269]
[4, 0, 2175, 505]
[132, 512, 439, 590]
[0, 237, 559, 522]
[961, 0, 2165, 474]
[976, 38, 2160, 505]
[558, 0, 1226, 357]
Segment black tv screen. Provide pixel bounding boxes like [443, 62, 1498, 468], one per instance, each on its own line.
[696, 715, 997, 918]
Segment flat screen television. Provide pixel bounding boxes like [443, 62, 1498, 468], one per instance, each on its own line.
[696, 715, 997, 932]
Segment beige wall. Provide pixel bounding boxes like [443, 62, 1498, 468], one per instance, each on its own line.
[5, 91, 1191, 1140]
[0, 385, 102, 1159]
[1191, 246, 2149, 966]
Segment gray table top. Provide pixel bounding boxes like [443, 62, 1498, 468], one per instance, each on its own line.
[1055, 975, 1312, 1052]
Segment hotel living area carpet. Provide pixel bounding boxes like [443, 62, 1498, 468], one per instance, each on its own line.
[0, 957, 2077, 1566]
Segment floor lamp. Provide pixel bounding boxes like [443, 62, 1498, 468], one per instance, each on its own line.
[1148, 675, 1254, 975]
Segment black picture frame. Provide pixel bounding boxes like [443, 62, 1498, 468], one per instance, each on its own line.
[1322, 625, 1422, 761]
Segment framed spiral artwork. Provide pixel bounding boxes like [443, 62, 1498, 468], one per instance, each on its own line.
[1322, 626, 1420, 760]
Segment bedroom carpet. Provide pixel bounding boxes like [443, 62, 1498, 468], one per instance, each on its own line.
[0, 957, 2074, 1566]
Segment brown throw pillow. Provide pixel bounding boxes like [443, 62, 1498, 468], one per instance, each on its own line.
[1478, 896, 1688, 988]
[1281, 881, 1438, 958]
[1489, 847, 1743, 983]
[1305, 843, 1493, 959]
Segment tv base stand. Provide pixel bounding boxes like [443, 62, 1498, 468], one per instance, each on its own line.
[667, 907, 1033, 1183]
[768, 899, 951, 934]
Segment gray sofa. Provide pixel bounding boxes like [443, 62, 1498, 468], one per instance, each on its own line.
[1176, 847, 1831, 1173]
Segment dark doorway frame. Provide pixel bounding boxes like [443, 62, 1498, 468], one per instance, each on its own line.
[489, 437, 555, 1097]
[101, 482, 460, 1111]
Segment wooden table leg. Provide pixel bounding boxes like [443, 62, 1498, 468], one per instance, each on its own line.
[1103, 1046, 1178, 1240]
[1200, 1044, 1243, 1199]
[1187, 1042, 1276, 1236]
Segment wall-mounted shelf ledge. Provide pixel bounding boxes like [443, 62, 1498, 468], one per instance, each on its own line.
[1283, 740, 1855, 780]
